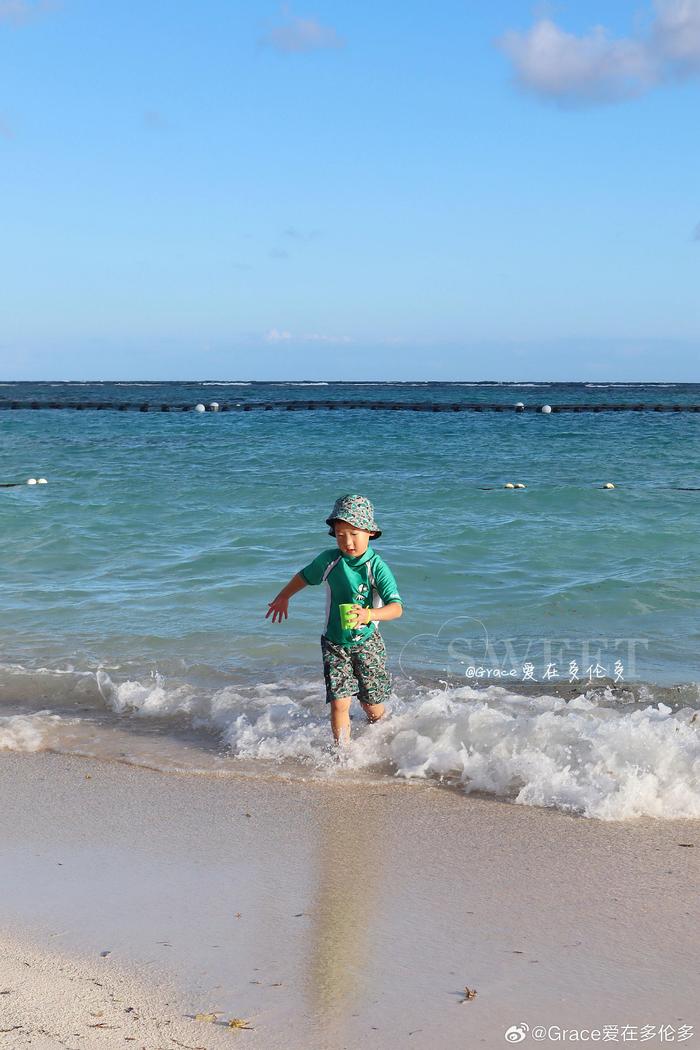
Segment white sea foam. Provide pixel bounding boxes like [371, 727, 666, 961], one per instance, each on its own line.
[0, 713, 62, 751]
[86, 674, 700, 821]
[4, 666, 699, 820]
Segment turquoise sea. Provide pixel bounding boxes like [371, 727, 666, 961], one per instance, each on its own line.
[1, 381, 699, 819]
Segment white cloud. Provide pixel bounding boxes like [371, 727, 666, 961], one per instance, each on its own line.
[0, 0, 55, 26]
[0, 0, 32, 22]
[264, 329, 352, 345]
[499, 0, 700, 105]
[499, 18, 656, 104]
[261, 13, 343, 54]
[653, 0, 700, 72]
[305, 333, 352, 344]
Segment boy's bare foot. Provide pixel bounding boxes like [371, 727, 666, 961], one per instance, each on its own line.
[324, 738, 351, 761]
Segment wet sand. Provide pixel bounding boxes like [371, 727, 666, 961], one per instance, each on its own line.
[0, 750, 698, 1049]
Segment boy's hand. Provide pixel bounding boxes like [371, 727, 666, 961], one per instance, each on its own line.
[266, 596, 289, 623]
[349, 605, 372, 627]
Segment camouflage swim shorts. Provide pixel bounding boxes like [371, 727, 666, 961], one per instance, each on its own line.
[321, 628, 392, 706]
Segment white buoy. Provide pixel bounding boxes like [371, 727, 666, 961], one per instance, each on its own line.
[504, 482, 515, 489]
[209, 401, 220, 412]
[26, 478, 37, 485]
[515, 401, 525, 409]
[514, 483, 526, 489]
[37, 478, 48, 484]
[603, 482, 615, 489]
[541, 404, 552, 414]
[194, 403, 206, 413]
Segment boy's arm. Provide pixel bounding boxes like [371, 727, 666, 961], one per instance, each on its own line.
[349, 556, 405, 627]
[277, 572, 308, 601]
[368, 556, 405, 621]
[266, 572, 308, 623]
[365, 602, 402, 623]
[267, 549, 337, 623]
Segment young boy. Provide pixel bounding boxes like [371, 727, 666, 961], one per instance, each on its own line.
[265, 494, 404, 745]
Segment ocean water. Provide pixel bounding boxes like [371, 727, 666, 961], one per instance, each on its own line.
[1, 380, 699, 820]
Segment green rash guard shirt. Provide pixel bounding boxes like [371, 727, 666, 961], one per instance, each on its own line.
[299, 545, 404, 648]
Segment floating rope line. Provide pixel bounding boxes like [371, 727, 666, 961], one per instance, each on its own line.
[476, 485, 700, 491]
[4, 479, 698, 491]
[1, 400, 699, 413]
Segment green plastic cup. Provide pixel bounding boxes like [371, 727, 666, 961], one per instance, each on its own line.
[339, 603, 356, 630]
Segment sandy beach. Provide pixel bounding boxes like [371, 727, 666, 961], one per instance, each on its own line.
[0, 751, 697, 1049]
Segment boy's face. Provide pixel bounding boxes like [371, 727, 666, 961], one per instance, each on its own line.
[333, 519, 372, 557]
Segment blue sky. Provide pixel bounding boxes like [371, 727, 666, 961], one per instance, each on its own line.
[1, 0, 699, 380]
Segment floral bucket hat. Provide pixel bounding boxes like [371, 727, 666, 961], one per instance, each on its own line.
[325, 494, 382, 538]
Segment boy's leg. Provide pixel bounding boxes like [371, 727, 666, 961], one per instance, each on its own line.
[329, 697, 352, 744]
[360, 700, 385, 723]
[354, 631, 391, 723]
[322, 635, 356, 743]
